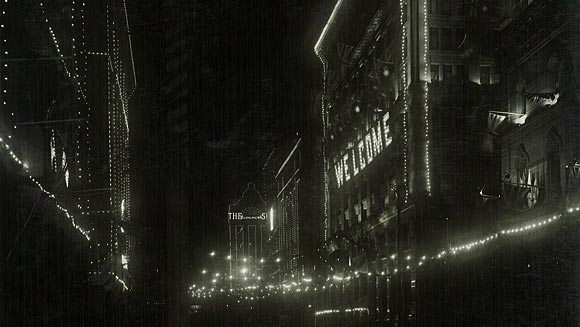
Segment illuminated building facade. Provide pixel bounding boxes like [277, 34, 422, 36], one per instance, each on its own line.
[498, 0, 580, 214]
[262, 138, 320, 281]
[228, 182, 270, 281]
[314, 0, 502, 324]
[0, 0, 134, 295]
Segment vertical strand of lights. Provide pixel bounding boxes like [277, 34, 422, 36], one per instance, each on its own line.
[399, 0, 409, 202]
[422, 0, 431, 194]
[113, 14, 121, 258]
[71, 0, 83, 205]
[106, 3, 114, 262]
[80, 1, 92, 190]
[320, 56, 330, 241]
[1, 0, 12, 139]
[314, 0, 344, 247]
[38, 0, 94, 190]
[107, 0, 132, 271]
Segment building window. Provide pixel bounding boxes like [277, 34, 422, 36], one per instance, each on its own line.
[440, 0, 451, 14]
[429, 0, 438, 14]
[442, 28, 452, 50]
[429, 28, 439, 50]
[431, 64, 439, 81]
[453, 0, 465, 15]
[456, 64, 465, 79]
[480, 66, 491, 84]
[443, 65, 453, 81]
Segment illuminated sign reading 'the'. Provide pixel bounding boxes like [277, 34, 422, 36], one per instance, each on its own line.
[228, 212, 267, 220]
[334, 112, 392, 188]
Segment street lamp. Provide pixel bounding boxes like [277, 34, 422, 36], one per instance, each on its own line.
[209, 251, 215, 257]
[202, 269, 207, 274]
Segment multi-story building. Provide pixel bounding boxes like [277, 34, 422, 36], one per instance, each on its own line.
[227, 182, 270, 280]
[498, 0, 580, 214]
[493, 2, 580, 324]
[314, 0, 501, 324]
[262, 138, 320, 281]
[1, 0, 135, 321]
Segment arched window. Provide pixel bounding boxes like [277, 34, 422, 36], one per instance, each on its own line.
[515, 143, 529, 184]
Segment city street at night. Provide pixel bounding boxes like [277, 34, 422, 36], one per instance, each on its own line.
[2, 0, 580, 326]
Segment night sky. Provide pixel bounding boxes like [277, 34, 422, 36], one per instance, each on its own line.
[130, 0, 326, 272]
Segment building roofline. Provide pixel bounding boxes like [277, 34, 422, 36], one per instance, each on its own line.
[314, 0, 346, 55]
[276, 138, 302, 179]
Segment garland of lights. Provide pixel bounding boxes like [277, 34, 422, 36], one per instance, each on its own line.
[422, 0, 431, 193]
[105, 0, 132, 270]
[0, 135, 91, 240]
[314, 0, 345, 241]
[38, 0, 95, 209]
[314, 47, 330, 240]
[1, 0, 14, 137]
[0, 1, 95, 241]
[122, 0, 137, 98]
[35, 0, 132, 289]
[190, 205, 579, 301]
[399, 0, 409, 202]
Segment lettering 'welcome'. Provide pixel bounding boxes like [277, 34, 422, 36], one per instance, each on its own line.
[334, 112, 392, 188]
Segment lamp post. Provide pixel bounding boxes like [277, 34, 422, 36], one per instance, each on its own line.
[391, 183, 406, 327]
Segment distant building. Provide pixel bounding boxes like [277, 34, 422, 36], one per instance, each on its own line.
[227, 182, 270, 281]
[261, 137, 320, 282]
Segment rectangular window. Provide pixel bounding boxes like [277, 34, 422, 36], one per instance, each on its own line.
[443, 65, 453, 81]
[429, 0, 438, 14]
[429, 28, 439, 50]
[442, 28, 452, 50]
[480, 66, 491, 84]
[454, 0, 465, 15]
[456, 64, 465, 79]
[440, 0, 451, 14]
[431, 64, 440, 81]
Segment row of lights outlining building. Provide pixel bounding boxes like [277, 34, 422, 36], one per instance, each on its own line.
[211, 136, 320, 289]
[0, 0, 134, 294]
[312, 0, 580, 325]
[227, 182, 270, 282]
[262, 137, 320, 282]
[222, 137, 320, 286]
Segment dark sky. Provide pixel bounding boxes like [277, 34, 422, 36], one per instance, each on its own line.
[130, 0, 328, 275]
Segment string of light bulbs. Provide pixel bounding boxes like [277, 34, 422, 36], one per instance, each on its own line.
[0, 135, 91, 240]
[190, 203, 579, 301]
[399, 0, 409, 202]
[422, 0, 431, 193]
[1, 0, 17, 138]
[38, 0, 96, 207]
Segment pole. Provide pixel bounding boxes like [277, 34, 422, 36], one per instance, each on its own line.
[5, 192, 43, 262]
[397, 187, 405, 327]
[391, 184, 405, 327]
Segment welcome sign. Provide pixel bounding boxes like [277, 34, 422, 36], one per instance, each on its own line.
[334, 112, 392, 188]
